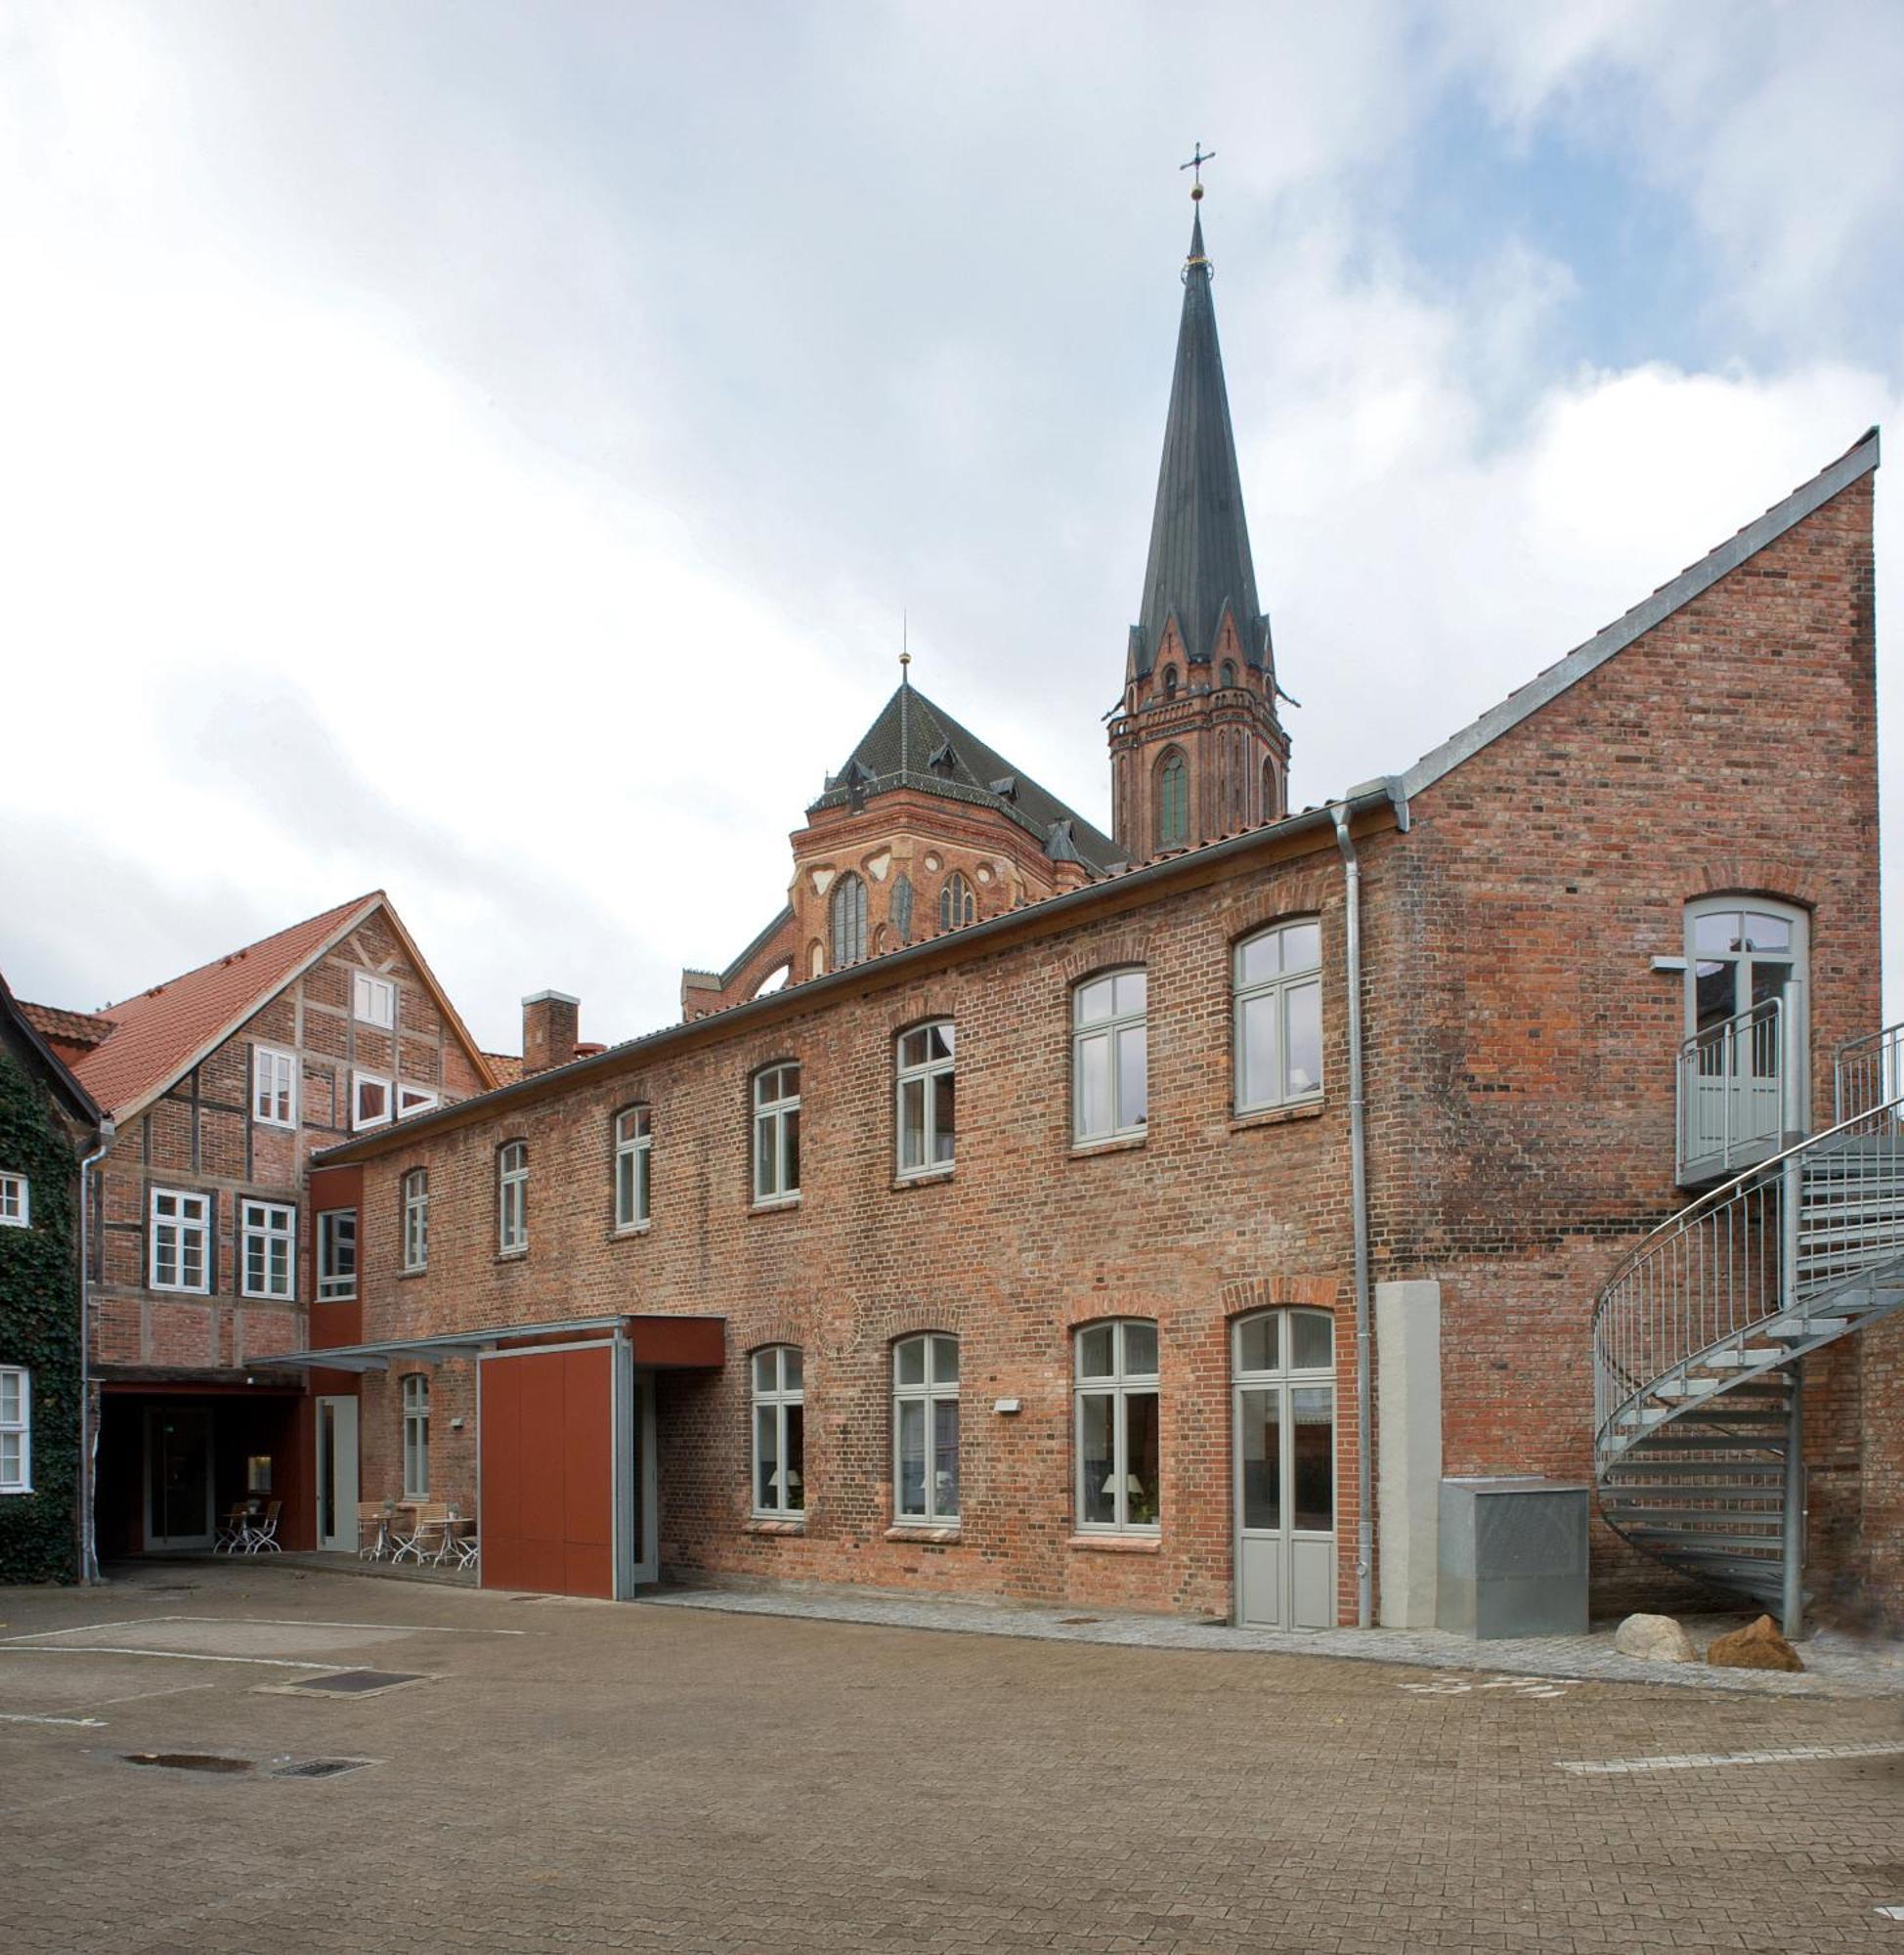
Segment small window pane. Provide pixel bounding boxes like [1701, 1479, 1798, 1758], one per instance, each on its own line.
[1116, 1022, 1147, 1127]
[1743, 912, 1792, 953]
[897, 1398, 926, 1515]
[1114, 970, 1147, 1016]
[1076, 978, 1114, 1025]
[1284, 980, 1322, 1098]
[0, 1372, 21, 1421]
[899, 1076, 927, 1172]
[930, 1335, 959, 1384]
[755, 1117, 778, 1197]
[1290, 1312, 1333, 1370]
[1122, 1321, 1158, 1378]
[1240, 992, 1277, 1107]
[754, 1350, 776, 1394]
[783, 1405, 805, 1508]
[783, 1109, 800, 1191]
[1692, 910, 1741, 957]
[1079, 1394, 1114, 1523]
[1236, 1314, 1278, 1373]
[782, 1347, 802, 1391]
[930, 1071, 955, 1164]
[932, 1398, 959, 1517]
[755, 1404, 779, 1509]
[930, 1023, 954, 1062]
[1241, 1388, 1281, 1530]
[1281, 921, 1320, 973]
[1076, 1032, 1111, 1137]
[1238, 933, 1280, 986]
[896, 1337, 927, 1387]
[1078, 1325, 1114, 1378]
[1125, 1392, 1160, 1524]
[1291, 1387, 1333, 1531]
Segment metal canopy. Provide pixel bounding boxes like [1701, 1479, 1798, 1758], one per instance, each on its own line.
[255, 1314, 641, 1374]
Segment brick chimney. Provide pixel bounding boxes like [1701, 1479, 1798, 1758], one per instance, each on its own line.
[521, 990, 581, 1077]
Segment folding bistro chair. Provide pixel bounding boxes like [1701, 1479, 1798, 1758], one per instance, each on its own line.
[240, 1499, 282, 1553]
[390, 1501, 451, 1565]
[441, 1506, 478, 1571]
[213, 1501, 256, 1554]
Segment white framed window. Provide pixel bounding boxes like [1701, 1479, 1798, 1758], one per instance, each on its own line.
[250, 1045, 298, 1128]
[1075, 1319, 1160, 1534]
[150, 1188, 211, 1293]
[896, 1022, 955, 1177]
[317, 1208, 358, 1302]
[402, 1373, 429, 1499]
[397, 1084, 439, 1120]
[0, 1172, 27, 1228]
[353, 972, 396, 1027]
[1072, 969, 1147, 1144]
[751, 1346, 804, 1516]
[752, 1064, 801, 1204]
[402, 1169, 428, 1273]
[893, 1334, 959, 1523]
[1234, 920, 1323, 1112]
[614, 1107, 652, 1231]
[0, 1368, 29, 1494]
[239, 1199, 296, 1301]
[352, 1071, 392, 1130]
[498, 1141, 528, 1253]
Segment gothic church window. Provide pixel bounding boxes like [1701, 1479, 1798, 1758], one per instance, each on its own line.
[1155, 750, 1189, 850]
[830, 872, 868, 969]
[939, 872, 975, 932]
[891, 871, 914, 945]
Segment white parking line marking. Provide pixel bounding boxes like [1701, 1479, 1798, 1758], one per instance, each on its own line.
[2, 1646, 340, 1670]
[0, 1712, 109, 1727]
[1399, 1673, 1572, 1699]
[1558, 1740, 1904, 1774]
[1875, 1904, 1904, 1921]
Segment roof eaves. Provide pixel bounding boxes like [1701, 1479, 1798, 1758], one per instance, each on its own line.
[313, 783, 1399, 1167]
[1401, 429, 1881, 803]
[0, 974, 107, 1129]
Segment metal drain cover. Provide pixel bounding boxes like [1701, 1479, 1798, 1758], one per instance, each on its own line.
[272, 1757, 376, 1780]
[290, 1669, 425, 1695]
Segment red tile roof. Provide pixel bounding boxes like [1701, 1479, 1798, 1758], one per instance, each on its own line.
[484, 1052, 525, 1086]
[74, 894, 379, 1119]
[17, 1001, 116, 1051]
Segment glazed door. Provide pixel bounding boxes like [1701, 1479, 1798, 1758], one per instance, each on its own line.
[316, 1396, 359, 1552]
[1233, 1311, 1337, 1630]
[145, 1409, 214, 1549]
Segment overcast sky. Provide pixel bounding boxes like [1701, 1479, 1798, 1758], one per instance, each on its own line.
[3, 1, 1900, 1054]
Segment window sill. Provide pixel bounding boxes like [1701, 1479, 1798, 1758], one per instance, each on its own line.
[398, 1267, 428, 1282]
[750, 1195, 801, 1215]
[0, 1485, 35, 1497]
[1069, 1132, 1147, 1160]
[743, 1516, 806, 1537]
[1230, 1098, 1326, 1133]
[316, 1293, 359, 1306]
[610, 1222, 652, 1240]
[1067, 1533, 1162, 1555]
[885, 1524, 961, 1544]
[495, 1248, 528, 1265]
[892, 1168, 954, 1192]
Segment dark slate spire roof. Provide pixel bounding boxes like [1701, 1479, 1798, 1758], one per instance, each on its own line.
[811, 680, 1121, 874]
[1130, 207, 1268, 674]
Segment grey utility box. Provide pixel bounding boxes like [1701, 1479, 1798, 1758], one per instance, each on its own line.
[1435, 1478, 1590, 1639]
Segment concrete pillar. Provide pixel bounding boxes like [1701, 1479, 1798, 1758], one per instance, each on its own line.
[1376, 1278, 1442, 1629]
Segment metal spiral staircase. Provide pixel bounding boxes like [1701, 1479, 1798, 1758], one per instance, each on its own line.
[1592, 1023, 1904, 1634]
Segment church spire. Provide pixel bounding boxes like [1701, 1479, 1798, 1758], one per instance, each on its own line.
[1130, 197, 1267, 675]
[1107, 163, 1289, 862]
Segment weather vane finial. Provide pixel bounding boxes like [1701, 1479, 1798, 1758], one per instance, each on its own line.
[1180, 141, 1215, 202]
[900, 609, 911, 679]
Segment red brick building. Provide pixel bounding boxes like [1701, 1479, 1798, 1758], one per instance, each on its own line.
[19, 894, 497, 1557]
[285, 209, 1897, 1631]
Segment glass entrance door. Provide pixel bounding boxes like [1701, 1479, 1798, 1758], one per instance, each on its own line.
[1233, 1312, 1336, 1629]
[145, 1408, 214, 1549]
[1683, 900, 1808, 1175]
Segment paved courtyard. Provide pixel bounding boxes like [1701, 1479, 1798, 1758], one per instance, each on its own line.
[3, 1564, 1903, 1952]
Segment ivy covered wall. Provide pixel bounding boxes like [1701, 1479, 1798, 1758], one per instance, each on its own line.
[0, 1043, 82, 1583]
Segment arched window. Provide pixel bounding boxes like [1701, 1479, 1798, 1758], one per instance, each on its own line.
[1234, 919, 1323, 1112]
[893, 1334, 959, 1522]
[939, 871, 975, 932]
[1075, 1320, 1159, 1533]
[891, 871, 915, 945]
[402, 1168, 428, 1273]
[1162, 666, 1179, 700]
[1073, 968, 1147, 1143]
[1221, 659, 1237, 688]
[896, 1021, 955, 1176]
[830, 872, 868, 969]
[498, 1142, 528, 1254]
[1262, 756, 1280, 824]
[1155, 750, 1189, 850]
[752, 1064, 801, 1204]
[751, 1346, 804, 1515]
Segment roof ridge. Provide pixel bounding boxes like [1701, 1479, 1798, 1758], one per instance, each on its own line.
[102, 891, 381, 1012]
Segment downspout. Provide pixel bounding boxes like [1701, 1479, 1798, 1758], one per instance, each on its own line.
[76, 1116, 114, 1585]
[1330, 804, 1373, 1629]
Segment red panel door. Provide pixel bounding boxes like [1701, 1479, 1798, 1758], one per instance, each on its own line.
[479, 1345, 616, 1598]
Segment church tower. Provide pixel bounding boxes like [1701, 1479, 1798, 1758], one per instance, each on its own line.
[1108, 183, 1290, 861]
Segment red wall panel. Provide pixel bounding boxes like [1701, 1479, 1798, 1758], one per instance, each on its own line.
[479, 1345, 614, 1599]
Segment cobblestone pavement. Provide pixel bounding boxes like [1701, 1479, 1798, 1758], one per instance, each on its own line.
[3, 1563, 1902, 1953]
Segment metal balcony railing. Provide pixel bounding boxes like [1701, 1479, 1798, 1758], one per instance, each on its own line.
[1836, 1022, 1904, 1123]
[1675, 997, 1791, 1185]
